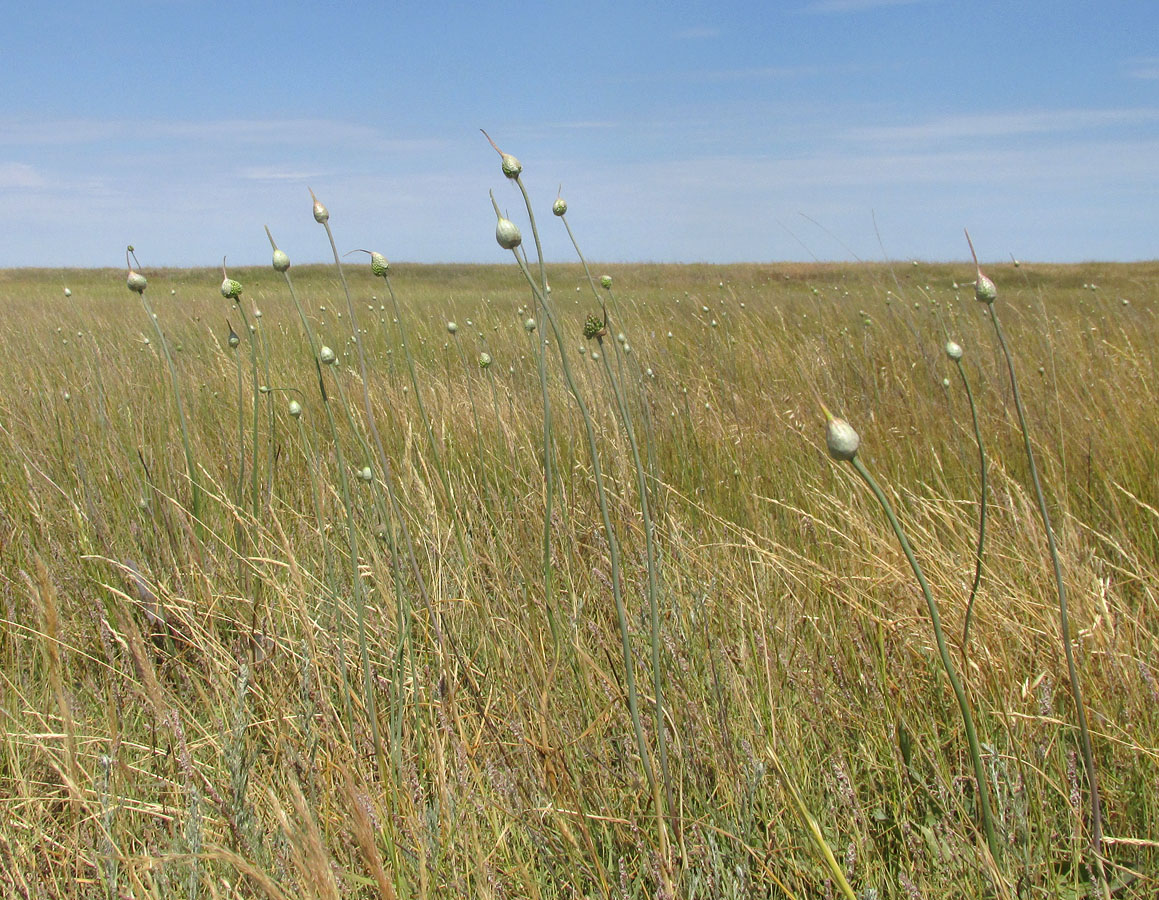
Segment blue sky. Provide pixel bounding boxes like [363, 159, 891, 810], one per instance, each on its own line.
[3, 0, 1158, 268]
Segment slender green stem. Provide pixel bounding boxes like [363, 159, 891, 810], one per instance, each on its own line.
[956, 357, 988, 659]
[597, 337, 676, 837]
[849, 455, 1001, 863]
[139, 294, 203, 539]
[987, 305, 1106, 882]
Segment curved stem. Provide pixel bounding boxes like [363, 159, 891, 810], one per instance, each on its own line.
[849, 455, 1001, 863]
[988, 305, 1106, 884]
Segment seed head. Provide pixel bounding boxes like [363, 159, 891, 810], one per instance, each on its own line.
[309, 188, 329, 223]
[272, 249, 291, 272]
[552, 197, 568, 217]
[289, 400, 302, 418]
[319, 345, 337, 365]
[945, 340, 963, 361]
[825, 415, 860, 462]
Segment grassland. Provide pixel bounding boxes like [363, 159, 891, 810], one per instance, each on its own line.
[0, 253, 1156, 899]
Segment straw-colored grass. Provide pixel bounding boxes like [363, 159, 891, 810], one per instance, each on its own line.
[1, 256, 1156, 898]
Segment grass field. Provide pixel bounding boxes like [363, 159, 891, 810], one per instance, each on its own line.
[1, 245, 1157, 898]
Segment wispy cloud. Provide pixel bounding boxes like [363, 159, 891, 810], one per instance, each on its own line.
[1124, 56, 1159, 80]
[238, 166, 325, 182]
[800, 0, 928, 13]
[844, 108, 1159, 145]
[0, 163, 46, 189]
[672, 26, 721, 40]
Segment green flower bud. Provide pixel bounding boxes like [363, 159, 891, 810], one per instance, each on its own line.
[501, 153, 522, 178]
[228, 326, 240, 348]
[478, 351, 492, 369]
[495, 216, 522, 250]
[523, 317, 536, 333]
[357, 466, 373, 483]
[289, 400, 302, 418]
[319, 345, 337, 365]
[221, 277, 243, 300]
[975, 272, 997, 304]
[447, 321, 458, 335]
[369, 252, 389, 277]
[945, 340, 963, 361]
[552, 197, 567, 216]
[583, 315, 606, 340]
[825, 416, 860, 462]
[64, 288, 72, 297]
[310, 188, 329, 223]
[127, 270, 148, 294]
[272, 249, 291, 272]
[599, 275, 613, 290]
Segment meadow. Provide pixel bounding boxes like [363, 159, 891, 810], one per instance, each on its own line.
[0, 195, 1157, 898]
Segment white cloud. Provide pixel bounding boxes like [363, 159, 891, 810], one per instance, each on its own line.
[844, 108, 1159, 145]
[1124, 57, 1159, 80]
[800, 0, 928, 13]
[0, 162, 46, 189]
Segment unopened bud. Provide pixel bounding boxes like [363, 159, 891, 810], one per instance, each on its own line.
[945, 340, 963, 361]
[289, 400, 302, 418]
[320, 345, 336, 365]
[495, 216, 522, 250]
[272, 249, 291, 272]
[552, 197, 567, 217]
[127, 271, 148, 294]
[310, 189, 329, 223]
[825, 416, 860, 462]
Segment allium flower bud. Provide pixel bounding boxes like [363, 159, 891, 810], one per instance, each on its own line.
[309, 188, 329, 223]
[357, 466, 373, 483]
[447, 321, 458, 335]
[127, 270, 148, 294]
[289, 400, 302, 418]
[221, 276, 243, 300]
[599, 275, 613, 290]
[228, 325, 240, 348]
[552, 197, 567, 217]
[272, 249, 291, 272]
[825, 416, 860, 462]
[945, 340, 963, 361]
[368, 252, 389, 277]
[478, 351, 492, 369]
[501, 153, 522, 179]
[495, 216, 522, 250]
[523, 317, 536, 333]
[319, 345, 337, 365]
[64, 288, 72, 297]
[583, 314, 607, 340]
[975, 272, 997, 304]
